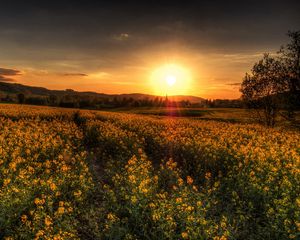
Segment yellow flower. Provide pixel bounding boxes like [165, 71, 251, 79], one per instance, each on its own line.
[45, 216, 52, 227]
[107, 213, 118, 223]
[186, 176, 193, 185]
[128, 175, 136, 183]
[220, 236, 227, 240]
[57, 207, 65, 214]
[186, 206, 194, 212]
[205, 172, 211, 179]
[3, 179, 11, 186]
[50, 182, 57, 191]
[35, 230, 44, 239]
[181, 231, 188, 239]
[131, 196, 137, 203]
[61, 164, 69, 172]
[149, 203, 155, 208]
[152, 213, 160, 221]
[34, 198, 45, 205]
[74, 190, 82, 197]
[178, 178, 184, 186]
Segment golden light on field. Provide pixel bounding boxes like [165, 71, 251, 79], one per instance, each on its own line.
[150, 63, 192, 96]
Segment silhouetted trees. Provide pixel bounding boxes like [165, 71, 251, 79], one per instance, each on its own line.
[17, 93, 25, 104]
[241, 30, 300, 126]
[278, 31, 300, 119]
[25, 96, 48, 105]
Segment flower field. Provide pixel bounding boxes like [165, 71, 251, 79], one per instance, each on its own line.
[0, 104, 299, 239]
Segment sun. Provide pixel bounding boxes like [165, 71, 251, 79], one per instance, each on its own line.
[150, 63, 192, 95]
[166, 75, 176, 86]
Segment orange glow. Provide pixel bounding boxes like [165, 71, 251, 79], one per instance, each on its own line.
[149, 63, 193, 96]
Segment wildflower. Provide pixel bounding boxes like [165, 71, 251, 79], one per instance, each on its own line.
[131, 196, 137, 203]
[34, 198, 45, 205]
[187, 176, 193, 185]
[45, 216, 52, 227]
[186, 206, 194, 211]
[178, 178, 184, 186]
[205, 172, 211, 180]
[50, 182, 57, 191]
[61, 164, 69, 172]
[149, 203, 155, 208]
[152, 213, 160, 221]
[57, 207, 65, 214]
[107, 213, 118, 223]
[35, 230, 45, 239]
[74, 190, 82, 197]
[3, 179, 11, 186]
[181, 232, 188, 239]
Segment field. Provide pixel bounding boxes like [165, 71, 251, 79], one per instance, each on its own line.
[0, 104, 299, 239]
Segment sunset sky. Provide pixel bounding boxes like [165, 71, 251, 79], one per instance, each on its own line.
[0, 1, 299, 99]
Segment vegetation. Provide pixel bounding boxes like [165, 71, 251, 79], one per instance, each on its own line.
[241, 31, 300, 126]
[0, 81, 244, 110]
[0, 104, 299, 239]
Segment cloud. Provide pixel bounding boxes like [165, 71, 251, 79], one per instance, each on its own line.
[0, 67, 21, 82]
[62, 73, 88, 77]
[0, 67, 21, 76]
[113, 33, 130, 41]
[0, 75, 14, 82]
[226, 82, 241, 86]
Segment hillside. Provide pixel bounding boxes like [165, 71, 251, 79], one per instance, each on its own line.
[0, 82, 205, 103]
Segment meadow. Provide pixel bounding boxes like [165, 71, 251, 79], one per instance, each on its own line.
[0, 104, 299, 239]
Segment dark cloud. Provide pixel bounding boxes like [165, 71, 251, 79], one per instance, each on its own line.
[0, 1, 299, 55]
[0, 67, 21, 82]
[0, 67, 21, 76]
[62, 73, 88, 77]
[227, 83, 241, 86]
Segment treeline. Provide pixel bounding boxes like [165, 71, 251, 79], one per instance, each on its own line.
[0, 93, 195, 109]
[204, 99, 243, 108]
[0, 92, 245, 109]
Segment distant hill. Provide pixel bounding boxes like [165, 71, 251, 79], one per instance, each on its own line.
[0, 81, 205, 103]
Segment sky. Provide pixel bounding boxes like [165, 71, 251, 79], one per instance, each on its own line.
[0, 0, 299, 99]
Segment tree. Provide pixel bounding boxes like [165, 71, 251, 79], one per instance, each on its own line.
[241, 54, 288, 126]
[49, 95, 58, 106]
[278, 31, 300, 119]
[241, 30, 300, 127]
[17, 93, 25, 104]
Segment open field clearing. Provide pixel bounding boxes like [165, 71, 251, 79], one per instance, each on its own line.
[0, 104, 299, 239]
